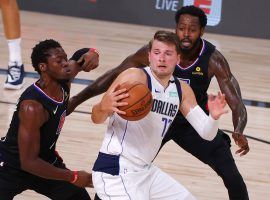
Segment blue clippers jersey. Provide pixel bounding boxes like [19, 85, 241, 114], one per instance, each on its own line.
[173, 39, 215, 112]
[0, 82, 69, 169]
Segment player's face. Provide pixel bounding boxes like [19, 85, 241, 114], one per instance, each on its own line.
[149, 40, 180, 78]
[175, 14, 204, 53]
[45, 48, 72, 82]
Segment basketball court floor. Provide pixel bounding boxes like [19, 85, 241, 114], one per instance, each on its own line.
[0, 10, 269, 199]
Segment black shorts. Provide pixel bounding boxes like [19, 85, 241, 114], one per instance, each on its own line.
[162, 116, 232, 166]
[0, 163, 90, 200]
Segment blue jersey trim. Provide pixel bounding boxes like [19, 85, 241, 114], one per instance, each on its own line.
[141, 68, 152, 92]
[174, 76, 182, 103]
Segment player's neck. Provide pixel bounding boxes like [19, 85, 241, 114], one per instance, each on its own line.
[152, 72, 171, 89]
[37, 77, 63, 101]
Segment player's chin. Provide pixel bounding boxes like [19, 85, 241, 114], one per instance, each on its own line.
[58, 79, 71, 84]
[57, 77, 71, 84]
[180, 45, 192, 53]
[158, 71, 171, 77]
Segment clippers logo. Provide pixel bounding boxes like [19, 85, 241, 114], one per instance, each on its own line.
[178, 78, 190, 85]
[183, 0, 222, 26]
[56, 111, 66, 135]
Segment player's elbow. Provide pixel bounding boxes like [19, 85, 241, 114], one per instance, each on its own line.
[200, 119, 219, 141]
[91, 113, 106, 124]
[91, 104, 109, 124]
[200, 131, 216, 141]
[91, 115, 101, 124]
[185, 105, 218, 141]
[20, 158, 34, 172]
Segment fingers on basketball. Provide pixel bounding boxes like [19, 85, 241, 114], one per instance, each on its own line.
[116, 81, 153, 121]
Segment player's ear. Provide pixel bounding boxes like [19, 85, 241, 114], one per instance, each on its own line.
[148, 50, 151, 62]
[39, 63, 47, 72]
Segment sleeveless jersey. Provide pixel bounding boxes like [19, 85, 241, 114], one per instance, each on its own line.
[173, 39, 215, 113]
[0, 82, 70, 169]
[93, 67, 182, 175]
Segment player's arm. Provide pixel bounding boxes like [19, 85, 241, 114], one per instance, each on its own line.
[18, 100, 91, 187]
[65, 48, 100, 88]
[209, 50, 249, 155]
[70, 47, 99, 72]
[91, 68, 146, 124]
[67, 45, 149, 115]
[179, 82, 227, 141]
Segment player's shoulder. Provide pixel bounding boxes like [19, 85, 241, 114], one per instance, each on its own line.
[203, 39, 215, 48]
[19, 99, 45, 117]
[209, 48, 226, 64]
[21, 99, 44, 109]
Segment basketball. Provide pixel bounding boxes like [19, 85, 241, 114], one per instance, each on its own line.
[117, 81, 153, 121]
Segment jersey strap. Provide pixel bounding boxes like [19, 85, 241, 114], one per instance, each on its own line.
[173, 76, 182, 103]
[141, 68, 152, 92]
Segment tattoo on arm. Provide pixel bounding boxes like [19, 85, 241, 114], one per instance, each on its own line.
[209, 50, 247, 134]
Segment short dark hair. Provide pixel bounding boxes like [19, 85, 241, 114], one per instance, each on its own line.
[149, 30, 181, 54]
[175, 5, 207, 28]
[31, 39, 62, 74]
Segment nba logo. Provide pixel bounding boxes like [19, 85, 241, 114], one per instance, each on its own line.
[183, 0, 222, 26]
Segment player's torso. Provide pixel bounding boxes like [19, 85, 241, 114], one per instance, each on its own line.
[173, 39, 215, 109]
[0, 82, 69, 168]
[100, 67, 181, 166]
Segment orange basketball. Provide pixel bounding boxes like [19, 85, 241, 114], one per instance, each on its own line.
[117, 81, 153, 121]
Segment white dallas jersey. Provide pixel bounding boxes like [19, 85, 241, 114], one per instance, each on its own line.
[99, 67, 182, 166]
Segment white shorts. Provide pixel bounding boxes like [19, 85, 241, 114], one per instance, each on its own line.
[93, 159, 196, 200]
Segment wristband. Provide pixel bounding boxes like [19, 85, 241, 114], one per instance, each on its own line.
[70, 48, 89, 62]
[89, 48, 100, 57]
[70, 171, 78, 183]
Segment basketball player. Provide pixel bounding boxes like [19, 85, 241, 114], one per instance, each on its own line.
[0, 39, 99, 199]
[0, 0, 24, 89]
[68, 5, 249, 200]
[91, 30, 227, 200]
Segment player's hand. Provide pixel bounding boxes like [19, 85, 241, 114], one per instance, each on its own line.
[78, 49, 99, 72]
[72, 170, 93, 188]
[232, 132, 249, 156]
[100, 84, 129, 115]
[208, 92, 228, 120]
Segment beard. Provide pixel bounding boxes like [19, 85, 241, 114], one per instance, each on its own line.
[57, 78, 70, 85]
[180, 37, 201, 54]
